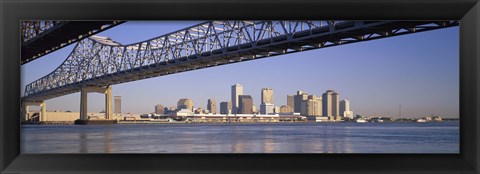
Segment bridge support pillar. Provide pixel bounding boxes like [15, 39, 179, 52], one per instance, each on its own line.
[80, 87, 88, 120]
[105, 86, 112, 120]
[21, 105, 29, 121]
[22, 101, 47, 122]
[80, 86, 113, 120]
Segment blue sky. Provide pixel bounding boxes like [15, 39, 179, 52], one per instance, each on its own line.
[21, 21, 459, 118]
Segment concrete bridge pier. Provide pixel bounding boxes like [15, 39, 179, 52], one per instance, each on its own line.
[22, 101, 46, 121]
[79, 86, 113, 120]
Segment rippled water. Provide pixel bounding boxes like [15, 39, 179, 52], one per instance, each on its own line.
[21, 122, 459, 153]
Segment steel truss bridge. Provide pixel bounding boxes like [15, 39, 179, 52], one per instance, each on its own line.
[23, 20, 458, 104]
[21, 21, 124, 64]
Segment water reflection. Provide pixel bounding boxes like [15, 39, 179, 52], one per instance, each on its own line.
[261, 127, 275, 153]
[21, 122, 459, 153]
[263, 138, 275, 153]
[231, 127, 246, 153]
[104, 131, 112, 153]
[79, 129, 114, 153]
[79, 132, 88, 153]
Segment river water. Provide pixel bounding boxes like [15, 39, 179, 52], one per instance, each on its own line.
[21, 121, 459, 153]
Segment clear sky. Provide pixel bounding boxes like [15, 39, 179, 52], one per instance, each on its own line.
[21, 21, 459, 118]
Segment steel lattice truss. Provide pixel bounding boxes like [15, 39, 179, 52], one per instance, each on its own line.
[21, 21, 61, 43]
[23, 20, 458, 102]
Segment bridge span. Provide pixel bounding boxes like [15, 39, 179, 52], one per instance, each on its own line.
[21, 20, 458, 122]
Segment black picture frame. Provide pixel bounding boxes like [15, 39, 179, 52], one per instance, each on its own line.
[1, 0, 479, 173]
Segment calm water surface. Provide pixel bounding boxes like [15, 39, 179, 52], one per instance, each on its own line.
[21, 122, 459, 153]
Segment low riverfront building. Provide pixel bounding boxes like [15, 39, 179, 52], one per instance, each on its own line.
[185, 113, 306, 123]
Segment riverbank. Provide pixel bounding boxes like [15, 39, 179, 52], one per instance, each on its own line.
[21, 120, 458, 125]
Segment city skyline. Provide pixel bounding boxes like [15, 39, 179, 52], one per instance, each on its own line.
[21, 21, 460, 118]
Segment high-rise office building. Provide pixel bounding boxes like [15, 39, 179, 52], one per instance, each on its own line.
[322, 90, 340, 119]
[177, 98, 193, 111]
[300, 95, 322, 116]
[287, 95, 294, 109]
[114, 96, 121, 114]
[339, 99, 348, 116]
[220, 101, 232, 114]
[261, 88, 274, 104]
[294, 91, 309, 113]
[304, 95, 322, 116]
[231, 84, 243, 114]
[340, 99, 354, 119]
[239, 95, 253, 114]
[158, 105, 165, 114]
[305, 99, 315, 116]
[316, 97, 322, 116]
[207, 99, 216, 114]
[300, 100, 308, 116]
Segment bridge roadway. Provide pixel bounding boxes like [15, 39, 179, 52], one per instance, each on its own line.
[21, 20, 458, 122]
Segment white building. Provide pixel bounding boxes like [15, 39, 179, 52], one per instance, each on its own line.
[260, 103, 275, 115]
[322, 90, 340, 120]
[340, 99, 354, 119]
[169, 109, 194, 116]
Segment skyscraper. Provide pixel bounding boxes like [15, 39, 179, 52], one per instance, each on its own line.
[114, 96, 121, 114]
[287, 95, 294, 109]
[300, 100, 308, 116]
[261, 88, 274, 104]
[220, 101, 232, 114]
[322, 90, 340, 120]
[294, 91, 309, 113]
[207, 99, 216, 114]
[304, 95, 322, 116]
[340, 99, 354, 119]
[316, 97, 323, 116]
[300, 95, 321, 116]
[239, 95, 253, 114]
[231, 84, 243, 114]
[155, 104, 164, 114]
[177, 98, 193, 111]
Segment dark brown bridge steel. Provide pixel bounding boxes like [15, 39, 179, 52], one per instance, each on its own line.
[21, 21, 124, 64]
[23, 21, 458, 102]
